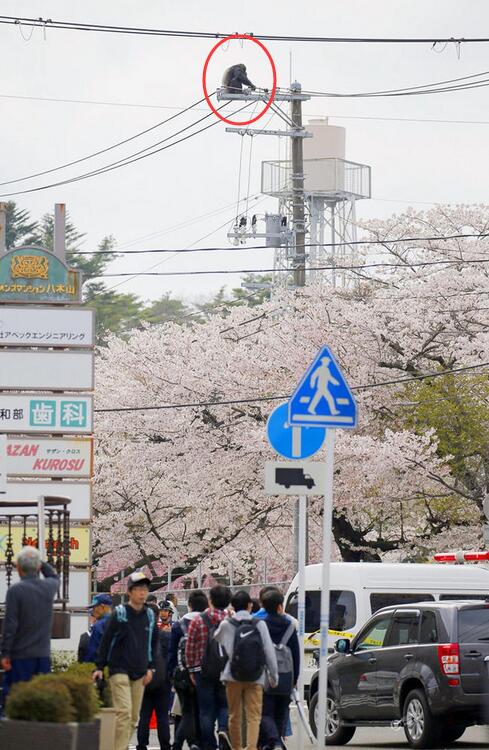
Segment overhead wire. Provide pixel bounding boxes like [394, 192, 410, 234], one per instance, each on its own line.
[2, 16, 489, 44]
[94, 361, 489, 414]
[0, 99, 254, 197]
[73, 231, 489, 256]
[0, 94, 212, 186]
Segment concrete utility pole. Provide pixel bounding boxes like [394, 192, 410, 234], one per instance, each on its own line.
[290, 82, 306, 287]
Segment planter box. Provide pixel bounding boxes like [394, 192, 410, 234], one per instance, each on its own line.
[96, 708, 117, 750]
[77, 719, 100, 750]
[0, 719, 78, 749]
[0, 718, 100, 749]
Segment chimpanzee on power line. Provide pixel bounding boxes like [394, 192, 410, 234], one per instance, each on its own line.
[222, 64, 256, 94]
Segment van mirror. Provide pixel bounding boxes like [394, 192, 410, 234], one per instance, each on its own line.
[335, 638, 350, 653]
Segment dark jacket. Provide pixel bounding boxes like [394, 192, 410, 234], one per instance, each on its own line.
[84, 613, 111, 663]
[78, 629, 91, 662]
[146, 628, 171, 691]
[264, 613, 301, 685]
[1, 562, 58, 660]
[96, 604, 158, 680]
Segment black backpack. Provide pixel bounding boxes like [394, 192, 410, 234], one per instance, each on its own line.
[173, 618, 192, 691]
[229, 618, 266, 682]
[200, 612, 228, 682]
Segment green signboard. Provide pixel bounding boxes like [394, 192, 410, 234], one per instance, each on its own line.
[0, 246, 82, 304]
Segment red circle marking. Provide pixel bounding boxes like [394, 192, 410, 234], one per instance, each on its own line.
[202, 35, 277, 126]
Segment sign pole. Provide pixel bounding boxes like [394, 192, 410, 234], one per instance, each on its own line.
[316, 430, 336, 750]
[296, 493, 307, 749]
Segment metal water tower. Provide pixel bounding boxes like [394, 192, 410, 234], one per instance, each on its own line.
[261, 118, 371, 287]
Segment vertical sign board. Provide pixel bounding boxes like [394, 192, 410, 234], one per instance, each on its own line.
[0, 434, 6, 495]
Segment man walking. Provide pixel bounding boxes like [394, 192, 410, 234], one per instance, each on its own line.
[93, 571, 158, 750]
[83, 593, 112, 663]
[186, 584, 232, 750]
[0, 546, 58, 703]
[215, 590, 278, 750]
[260, 589, 300, 750]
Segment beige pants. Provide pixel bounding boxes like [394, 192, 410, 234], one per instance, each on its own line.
[109, 673, 145, 750]
[225, 681, 263, 750]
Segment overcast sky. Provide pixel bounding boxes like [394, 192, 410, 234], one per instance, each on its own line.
[1, 0, 489, 304]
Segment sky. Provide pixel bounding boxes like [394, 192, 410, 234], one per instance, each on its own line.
[1, 1, 489, 305]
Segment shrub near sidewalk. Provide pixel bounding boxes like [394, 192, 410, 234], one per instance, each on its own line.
[0, 671, 101, 750]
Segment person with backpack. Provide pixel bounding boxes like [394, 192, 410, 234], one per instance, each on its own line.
[93, 572, 159, 750]
[215, 590, 278, 750]
[169, 589, 208, 750]
[136, 602, 172, 750]
[259, 590, 300, 750]
[185, 585, 232, 750]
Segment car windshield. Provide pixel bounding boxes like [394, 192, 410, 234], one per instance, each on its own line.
[285, 589, 356, 632]
[458, 607, 489, 641]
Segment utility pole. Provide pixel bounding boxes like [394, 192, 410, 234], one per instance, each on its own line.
[290, 82, 306, 287]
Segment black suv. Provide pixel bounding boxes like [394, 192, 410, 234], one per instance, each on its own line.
[308, 601, 489, 748]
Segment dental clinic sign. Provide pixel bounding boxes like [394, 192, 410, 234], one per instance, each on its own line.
[0, 246, 82, 304]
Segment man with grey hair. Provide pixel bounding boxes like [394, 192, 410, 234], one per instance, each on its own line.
[1, 546, 58, 702]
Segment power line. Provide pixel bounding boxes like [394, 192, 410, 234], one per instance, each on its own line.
[0, 100, 253, 197]
[94, 361, 489, 414]
[2, 16, 489, 44]
[73, 232, 489, 256]
[0, 94, 212, 187]
[299, 76, 489, 98]
[6, 92, 489, 126]
[91, 253, 489, 279]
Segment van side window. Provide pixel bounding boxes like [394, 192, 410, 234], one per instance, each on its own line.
[370, 593, 435, 613]
[386, 613, 420, 647]
[285, 590, 356, 632]
[419, 611, 438, 643]
[440, 594, 487, 601]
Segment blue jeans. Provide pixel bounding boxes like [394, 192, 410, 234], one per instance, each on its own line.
[2, 657, 51, 709]
[195, 673, 228, 750]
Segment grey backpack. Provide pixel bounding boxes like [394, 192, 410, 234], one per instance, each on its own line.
[266, 620, 296, 696]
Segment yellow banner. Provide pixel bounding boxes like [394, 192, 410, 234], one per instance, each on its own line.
[0, 526, 90, 565]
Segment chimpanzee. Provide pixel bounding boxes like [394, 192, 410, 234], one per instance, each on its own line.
[222, 64, 256, 94]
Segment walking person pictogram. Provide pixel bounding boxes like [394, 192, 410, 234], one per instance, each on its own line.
[307, 357, 340, 416]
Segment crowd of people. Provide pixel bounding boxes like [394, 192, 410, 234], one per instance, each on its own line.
[0, 547, 300, 750]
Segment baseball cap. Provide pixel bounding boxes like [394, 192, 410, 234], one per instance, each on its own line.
[127, 571, 152, 590]
[88, 593, 112, 610]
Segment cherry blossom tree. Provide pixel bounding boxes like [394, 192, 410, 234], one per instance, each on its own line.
[93, 205, 489, 589]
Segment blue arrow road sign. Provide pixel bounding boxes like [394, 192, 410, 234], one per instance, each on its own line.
[289, 346, 357, 429]
[267, 402, 326, 459]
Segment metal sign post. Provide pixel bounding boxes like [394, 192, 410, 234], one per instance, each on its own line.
[316, 431, 336, 750]
[296, 493, 307, 750]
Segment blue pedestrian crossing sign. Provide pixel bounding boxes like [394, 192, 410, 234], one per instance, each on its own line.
[289, 346, 357, 429]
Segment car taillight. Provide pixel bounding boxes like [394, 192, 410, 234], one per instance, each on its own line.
[438, 643, 460, 676]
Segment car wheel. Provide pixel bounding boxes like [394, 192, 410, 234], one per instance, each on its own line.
[441, 724, 466, 744]
[403, 688, 442, 749]
[309, 690, 356, 746]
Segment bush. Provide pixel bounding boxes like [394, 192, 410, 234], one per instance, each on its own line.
[66, 661, 112, 708]
[6, 680, 75, 723]
[31, 673, 100, 723]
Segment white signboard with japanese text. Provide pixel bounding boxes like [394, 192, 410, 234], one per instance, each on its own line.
[0, 435, 6, 495]
[2, 481, 91, 520]
[6, 438, 93, 478]
[0, 394, 93, 434]
[0, 351, 94, 391]
[0, 307, 94, 348]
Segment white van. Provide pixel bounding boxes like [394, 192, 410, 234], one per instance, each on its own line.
[284, 561, 489, 689]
